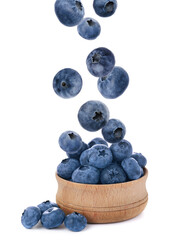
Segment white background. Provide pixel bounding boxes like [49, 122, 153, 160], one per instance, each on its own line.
[0, 0, 175, 239]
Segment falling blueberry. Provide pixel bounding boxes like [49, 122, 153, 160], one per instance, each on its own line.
[55, 0, 85, 27]
[86, 47, 115, 77]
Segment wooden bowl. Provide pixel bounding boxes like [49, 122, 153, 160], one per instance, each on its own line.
[55, 168, 148, 223]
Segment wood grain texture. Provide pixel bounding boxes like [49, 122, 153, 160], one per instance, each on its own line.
[56, 168, 148, 223]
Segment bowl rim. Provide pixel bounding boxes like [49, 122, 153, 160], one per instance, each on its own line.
[56, 167, 148, 188]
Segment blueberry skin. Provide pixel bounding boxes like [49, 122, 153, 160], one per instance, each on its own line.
[121, 157, 142, 180]
[37, 201, 59, 214]
[21, 206, 41, 229]
[88, 137, 108, 148]
[100, 163, 127, 184]
[77, 17, 101, 40]
[64, 212, 87, 232]
[78, 100, 110, 131]
[59, 131, 83, 154]
[131, 152, 147, 168]
[93, 0, 117, 17]
[57, 158, 80, 180]
[86, 47, 115, 77]
[53, 68, 82, 99]
[41, 207, 65, 229]
[67, 142, 88, 159]
[88, 144, 113, 169]
[110, 139, 133, 162]
[79, 149, 90, 166]
[55, 0, 85, 27]
[72, 166, 100, 184]
[98, 67, 129, 99]
[102, 119, 126, 143]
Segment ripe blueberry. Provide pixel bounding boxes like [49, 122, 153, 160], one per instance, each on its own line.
[93, 0, 117, 17]
[55, 0, 85, 27]
[97, 66, 129, 99]
[110, 139, 133, 162]
[41, 207, 65, 229]
[86, 47, 115, 77]
[78, 100, 109, 131]
[77, 17, 101, 40]
[100, 163, 127, 184]
[59, 131, 83, 154]
[53, 68, 82, 99]
[121, 157, 142, 180]
[64, 212, 87, 232]
[131, 152, 147, 168]
[72, 165, 100, 184]
[88, 144, 113, 169]
[102, 118, 126, 143]
[57, 158, 80, 180]
[21, 206, 41, 229]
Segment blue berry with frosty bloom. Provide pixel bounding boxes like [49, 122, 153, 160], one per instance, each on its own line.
[59, 131, 83, 154]
[77, 17, 101, 40]
[97, 67, 129, 99]
[78, 100, 109, 131]
[21, 206, 41, 229]
[110, 139, 133, 162]
[121, 157, 142, 180]
[53, 68, 82, 99]
[55, 0, 85, 27]
[57, 158, 80, 180]
[64, 212, 87, 232]
[93, 0, 117, 18]
[86, 47, 115, 77]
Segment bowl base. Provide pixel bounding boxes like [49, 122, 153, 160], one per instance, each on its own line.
[56, 195, 148, 223]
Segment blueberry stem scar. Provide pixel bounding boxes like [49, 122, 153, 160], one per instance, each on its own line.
[68, 133, 76, 139]
[87, 19, 95, 26]
[93, 111, 103, 121]
[105, 2, 114, 12]
[114, 128, 123, 138]
[92, 53, 101, 63]
[75, 1, 83, 11]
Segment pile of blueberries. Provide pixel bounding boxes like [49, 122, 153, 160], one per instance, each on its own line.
[57, 100, 147, 184]
[21, 200, 87, 232]
[55, 0, 118, 40]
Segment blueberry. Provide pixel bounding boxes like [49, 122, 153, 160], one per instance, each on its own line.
[72, 165, 100, 184]
[79, 149, 90, 166]
[78, 100, 109, 131]
[86, 47, 115, 77]
[64, 212, 87, 232]
[77, 17, 101, 40]
[21, 206, 41, 229]
[41, 207, 65, 229]
[93, 0, 117, 17]
[110, 139, 133, 162]
[102, 119, 126, 143]
[53, 68, 82, 99]
[131, 152, 147, 168]
[88, 144, 113, 169]
[121, 157, 142, 180]
[59, 131, 83, 154]
[55, 0, 85, 27]
[100, 163, 127, 184]
[97, 67, 129, 99]
[67, 142, 88, 159]
[88, 137, 108, 148]
[57, 158, 80, 180]
[37, 200, 59, 214]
